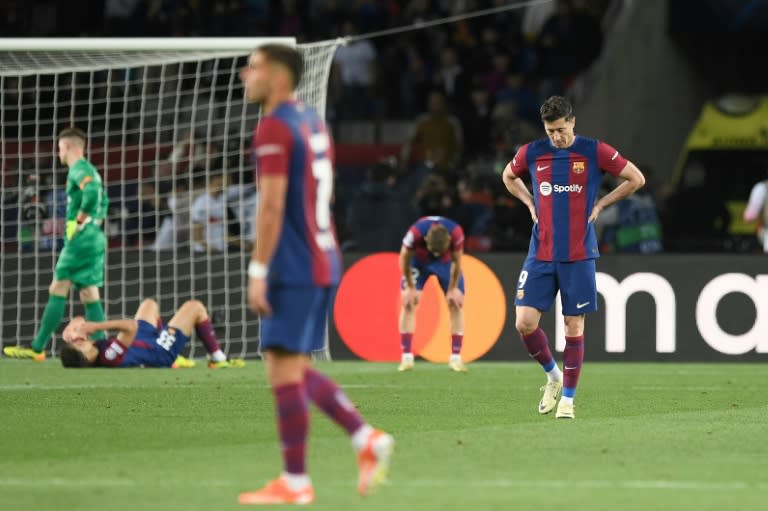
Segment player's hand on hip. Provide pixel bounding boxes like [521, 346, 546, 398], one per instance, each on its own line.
[446, 288, 464, 309]
[528, 204, 538, 223]
[247, 277, 272, 316]
[588, 203, 603, 223]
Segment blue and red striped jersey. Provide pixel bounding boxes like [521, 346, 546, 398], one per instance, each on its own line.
[402, 216, 464, 264]
[252, 101, 341, 287]
[94, 337, 162, 367]
[510, 136, 627, 262]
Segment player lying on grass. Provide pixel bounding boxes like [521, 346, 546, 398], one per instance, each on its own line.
[59, 298, 244, 369]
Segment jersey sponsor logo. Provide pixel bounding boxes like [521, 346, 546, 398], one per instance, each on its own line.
[572, 161, 585, 174]
[536, 164, 549, 171]
[540, 181, 584, 195]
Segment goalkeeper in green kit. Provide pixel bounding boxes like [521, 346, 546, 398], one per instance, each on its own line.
[4, 127, 109, 361]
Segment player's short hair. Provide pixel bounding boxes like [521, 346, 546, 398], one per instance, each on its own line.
[60, 343, 92, 368]
[256, 44, 304, 89]
[540, 96, 574, 122]
[58, 126, 87, 146]
[425, 224, 451, 254]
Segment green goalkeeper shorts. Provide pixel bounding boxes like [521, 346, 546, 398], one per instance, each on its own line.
[54, 228, 106, 288]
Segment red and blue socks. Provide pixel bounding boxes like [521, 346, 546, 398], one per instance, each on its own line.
[195, 318, 226, 362]
[521, 328, 562, 382]
[562, 335, 584, 402]
[304, 368, 364, 435]
[273, 383, 309, 476]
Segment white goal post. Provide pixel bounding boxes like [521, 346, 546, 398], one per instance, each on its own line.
[0, 37, 342, 361]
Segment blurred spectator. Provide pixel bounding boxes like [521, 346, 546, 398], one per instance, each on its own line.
[104, 0, 140, 36]
[346, 161, 412, 252]
[332, 20, 377, 119]
[743, 173, 768, 253]
[191, 171, 242, 253]
[458, 88, 494, 161]
[401, 90, 463, 170]
[225, 181, 258, 250]
[415, 174, 457, 218]
[399, 50, 432, 117]
[596, 175, 663, 254]
[495, 72, 539, 124]
[149, 178, 193, 251]
[455, 175, 495, 252]
[661, 159, 731, 249]
[432, 47, 472, 112]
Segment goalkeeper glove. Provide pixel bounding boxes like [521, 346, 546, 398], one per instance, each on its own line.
[66, 214, 93, 240]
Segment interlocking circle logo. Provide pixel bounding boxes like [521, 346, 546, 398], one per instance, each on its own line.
[333, 253, 506, 362]
[539, 181, 552, 196]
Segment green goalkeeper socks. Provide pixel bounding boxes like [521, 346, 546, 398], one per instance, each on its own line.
[84, 301, 106, 340]
[31, 295, 67, 352]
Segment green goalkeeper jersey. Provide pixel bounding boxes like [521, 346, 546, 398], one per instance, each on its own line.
[66, 157, 108, 227]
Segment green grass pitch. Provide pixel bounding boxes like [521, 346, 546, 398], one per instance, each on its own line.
[0, 360, 766, 511]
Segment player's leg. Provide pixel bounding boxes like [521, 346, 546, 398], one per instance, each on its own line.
[4, 278, 71, 360]
[73, 233, 107, 341]
[166, 300, 243, 368]
[554, 260, 597, 419]
[513, 258, 563, 414]
[240, 286, 316, 504]
[300, 287, 393, 497]
[79, 286, 106, 340]
[398, 265, 425, 371]
[437, 269, 467, 371]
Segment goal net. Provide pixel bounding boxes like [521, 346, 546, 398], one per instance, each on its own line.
[0, 37, 341, 361]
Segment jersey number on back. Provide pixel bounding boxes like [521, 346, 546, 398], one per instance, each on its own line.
[310, 132, 335, 250]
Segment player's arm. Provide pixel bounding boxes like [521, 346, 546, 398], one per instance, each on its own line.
[590, 161, 646, 222]
[66, 172, 102, 239]
[448, 249, 462, 291]
[252, 174, 287, 269]
[743, 182, 767, 222]
[80, 319, 137, 346]
[399, 246, 415, 289]
[502, 163, 538, 222]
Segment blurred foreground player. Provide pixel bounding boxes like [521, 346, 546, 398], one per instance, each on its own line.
[239, 44, 393, 505]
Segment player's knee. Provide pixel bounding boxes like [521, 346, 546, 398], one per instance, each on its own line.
[140, 298, 159, 310]
[186, 299, 206, 314]
[515, 317, 537, 336]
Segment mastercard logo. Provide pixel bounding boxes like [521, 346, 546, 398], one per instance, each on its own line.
[333, 253, 506, 362]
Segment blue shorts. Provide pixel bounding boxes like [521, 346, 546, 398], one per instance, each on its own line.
[260, 285, 335, 354]
[401, 261, 465, 294]
[135, 319, 191, 365]
[514, 257, 597, 315]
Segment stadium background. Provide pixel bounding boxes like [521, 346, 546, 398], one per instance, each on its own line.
[2, 0, 768, 361]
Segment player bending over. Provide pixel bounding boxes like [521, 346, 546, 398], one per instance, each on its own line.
[59, 298, 244, 369]
[398, 215, 467, 372]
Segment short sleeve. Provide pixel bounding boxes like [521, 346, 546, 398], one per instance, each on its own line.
[95, 339, 128, 367]
[402, 225, 421, 248]
[508, 144, 530, 177]
[253, 117, 293, 178]
[597, 141, 629, 176]
[451, 224, 465, 252]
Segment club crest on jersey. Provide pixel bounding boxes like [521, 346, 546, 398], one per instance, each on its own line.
[572, 161, 585, 174]
[517, 289, 524, 300]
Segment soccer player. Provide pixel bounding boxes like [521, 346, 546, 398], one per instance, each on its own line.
[238, 44, 394, 505]
[59, 298, 245, 369]
[4, 127, 109, 361]
[398, 215, 467, 372]
[502, 96, 645, 419]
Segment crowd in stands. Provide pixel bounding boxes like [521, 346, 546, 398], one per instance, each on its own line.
[2, 0, 676, 255]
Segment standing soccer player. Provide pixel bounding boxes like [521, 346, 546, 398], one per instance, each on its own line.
[4, 127, 109, 361]
[502, 96, 645, 419]
[238, 44, 394, 505]
[398, 215, 467, 372]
